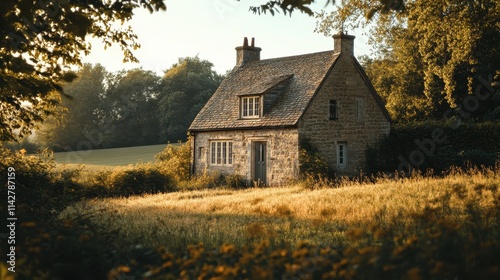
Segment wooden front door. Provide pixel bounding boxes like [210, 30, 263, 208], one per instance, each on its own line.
[253, 142, 267, 185]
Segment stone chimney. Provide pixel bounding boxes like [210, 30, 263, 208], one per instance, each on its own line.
[333, 32, 355, 55]
[235, 37, 261, 66]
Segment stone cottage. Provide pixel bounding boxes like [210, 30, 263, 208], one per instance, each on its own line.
[188, 34, 391, 186]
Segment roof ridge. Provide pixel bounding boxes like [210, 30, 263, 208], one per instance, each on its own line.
[249, 50, 333, 63]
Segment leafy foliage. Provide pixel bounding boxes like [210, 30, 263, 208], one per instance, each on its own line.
[298, 138, 330, 179]
[0, 144, 62, 218]
[38, 64, 162, 150]
[365, 120, 500, 173]
[0, 0, 167, 142]
[109, 164, 175, 195]
[37, 63, 109, 150]
[250, 0, 317, 16]
[317, 0, 500, 121]
[102, 68, 162, 148]
[155, 141, 192, 183]
[157, 57, 224, 142]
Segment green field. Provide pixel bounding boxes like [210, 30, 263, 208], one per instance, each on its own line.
[53, 144, 170, 169]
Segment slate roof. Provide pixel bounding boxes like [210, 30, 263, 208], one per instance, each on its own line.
[189, 51, 340, 132]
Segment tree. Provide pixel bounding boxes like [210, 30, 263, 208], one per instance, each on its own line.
[0, 0, 166, 142]
[250, 0, 404, 16]
[317, 0, 500, 121]
[103, 68, 161, 147]
[37, 63, 109, 151]
[38, 66, 162, 150]
[157, 57, 224, 142]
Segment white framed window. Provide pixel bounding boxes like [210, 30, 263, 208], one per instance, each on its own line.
[241, 96, 260, 118]
[210, 141, 233, 166]
[337, 143, 347, 169]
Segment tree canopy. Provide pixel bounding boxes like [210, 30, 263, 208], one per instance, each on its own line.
[38, 64, 163, 150]
[37, 63, 108, 150]
[0, 0, 166, 142]
[104, 68, 161, 147]
[157, 56, 224, 142]
[316, 0, 500, 121]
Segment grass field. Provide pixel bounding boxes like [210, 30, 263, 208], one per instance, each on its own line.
[61, 167, 500, 251]
[14, 141, 498, 279]
[52, 144, 170, 169]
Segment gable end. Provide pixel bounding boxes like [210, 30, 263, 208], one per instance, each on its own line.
[352, 59, 392, 123]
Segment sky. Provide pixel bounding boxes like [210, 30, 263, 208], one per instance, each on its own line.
[82, 0, 372, 75]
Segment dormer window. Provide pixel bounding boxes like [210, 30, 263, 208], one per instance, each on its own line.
[241, 96, 260, 118]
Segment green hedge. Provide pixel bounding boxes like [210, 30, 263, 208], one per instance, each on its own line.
[366, 121, 500, 174]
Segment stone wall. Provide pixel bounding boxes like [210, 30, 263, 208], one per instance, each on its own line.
[299, 53, 391, 175]
[192, 128, 299, 186]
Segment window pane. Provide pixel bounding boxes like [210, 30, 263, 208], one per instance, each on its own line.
[337, 144, 346, 166]
[254, 97, 259, 116]
[222, 142, 227, 164]
[249, 98, 254, 116]
[228, 142, 233, 164]
[243, 99, 248, 117]
[217, 142, 221, 164]
[211, 142, 215, 164]
[242, 97, 261, 118]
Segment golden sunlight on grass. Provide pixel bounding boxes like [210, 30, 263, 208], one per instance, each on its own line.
[60, 168, 499, 249]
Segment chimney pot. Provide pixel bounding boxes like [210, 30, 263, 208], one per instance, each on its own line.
[235, 37, 261, 66]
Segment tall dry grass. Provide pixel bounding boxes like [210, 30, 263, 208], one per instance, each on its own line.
[60, 165, 500, 250]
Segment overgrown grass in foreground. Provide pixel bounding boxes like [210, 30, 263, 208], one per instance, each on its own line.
[61, 166, 500, 249]
[57, 166, 500, 279]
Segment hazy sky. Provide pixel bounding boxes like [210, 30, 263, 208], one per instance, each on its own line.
[82, 0, 372, 75]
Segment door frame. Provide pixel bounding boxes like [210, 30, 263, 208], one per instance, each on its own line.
[252, 141, 267, 185]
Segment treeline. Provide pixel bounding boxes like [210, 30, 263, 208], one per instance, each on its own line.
[34, 57, 223, 152]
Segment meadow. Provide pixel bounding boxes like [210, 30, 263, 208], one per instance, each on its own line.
[61, 167, 500, 250]
[5, 143, 499, 279]
[54, 164, 500, 279]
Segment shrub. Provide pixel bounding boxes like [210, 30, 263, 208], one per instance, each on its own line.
[155, 140, 191, 183]
[298, 138, 330, 180]
[0, 145, 71, 219]
[223, 173, 250, 189]
[178, 171, 250, 190]
[366, 120, 500, 174]
[109, 164, 176, 196]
